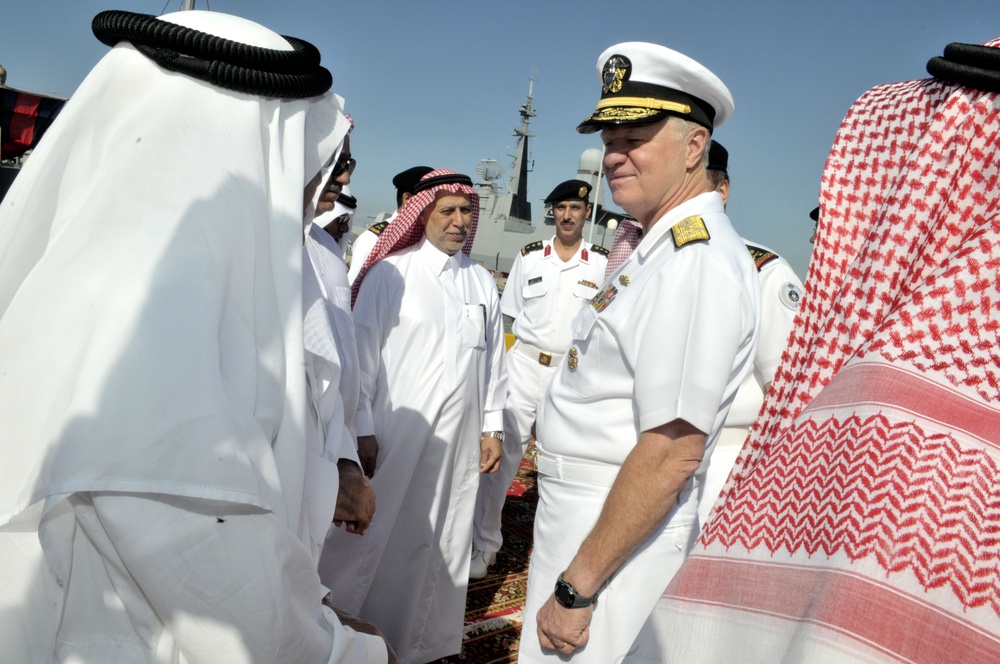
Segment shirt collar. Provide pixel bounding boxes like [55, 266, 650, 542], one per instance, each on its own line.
[543, 236, 589, 263]
[417, 235, 462, 276]
[637, 191, 725, 259]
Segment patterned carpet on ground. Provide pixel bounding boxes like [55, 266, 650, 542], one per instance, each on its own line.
[436, 448, 537, 663]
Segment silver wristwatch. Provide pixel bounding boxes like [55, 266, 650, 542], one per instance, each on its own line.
[481, 430, 505, 441]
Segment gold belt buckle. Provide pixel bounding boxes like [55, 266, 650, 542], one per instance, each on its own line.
[538, 352, 552, 366]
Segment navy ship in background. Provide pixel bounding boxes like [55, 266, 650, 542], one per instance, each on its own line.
[356, 75, 626, 278]
[467, 75, 626, 276]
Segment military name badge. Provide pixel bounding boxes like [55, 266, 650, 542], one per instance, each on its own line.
[528, 276, 543, 285]
[591, 282, 618, 312]
[671, 216, 711, 248]
[780, 281, 803, 310]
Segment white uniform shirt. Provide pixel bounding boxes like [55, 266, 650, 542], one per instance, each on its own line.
[538, 192, 759, 493]
[347, 211, 396, 286]
[501, 237, 609, 352]
[725, 243, 803, 426]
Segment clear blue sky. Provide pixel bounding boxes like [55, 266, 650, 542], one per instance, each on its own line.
[3, 1, 999, 277]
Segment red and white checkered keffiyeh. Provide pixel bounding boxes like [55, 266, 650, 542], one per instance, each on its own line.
[604, 216, 642, 278]
[350, 168, 479, 307]
[652, 38, 1000, 662]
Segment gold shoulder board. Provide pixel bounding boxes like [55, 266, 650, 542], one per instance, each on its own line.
[671, 216, 711, 248]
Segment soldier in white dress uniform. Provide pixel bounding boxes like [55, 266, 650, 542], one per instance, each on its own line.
[470, 179, 609, 579]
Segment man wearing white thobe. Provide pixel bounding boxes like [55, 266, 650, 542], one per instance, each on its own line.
[0, 10, 390, 663]
[323, 170, 507, 663]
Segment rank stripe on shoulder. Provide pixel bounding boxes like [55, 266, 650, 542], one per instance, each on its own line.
[590, 244, 610, 257]
[368, 221, 389, 236]
[521, 240, 544, 256]
[670, 216, 710, 248]
[745, 243, 779, 271]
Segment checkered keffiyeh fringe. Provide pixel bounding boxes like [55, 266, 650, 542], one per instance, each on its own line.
[604, 216, 641, 278]
[350, 169, 479, 307]
[662, 37, 1000, 662]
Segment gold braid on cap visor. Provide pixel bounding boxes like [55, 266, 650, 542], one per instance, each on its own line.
[597, 97, 691, 113]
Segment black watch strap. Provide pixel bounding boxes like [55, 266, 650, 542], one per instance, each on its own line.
[554, 572, 597, 608]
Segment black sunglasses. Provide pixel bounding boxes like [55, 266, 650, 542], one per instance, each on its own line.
[332, 153, 356, 177]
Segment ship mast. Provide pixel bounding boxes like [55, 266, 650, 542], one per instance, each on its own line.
[505, 71, 536, 222]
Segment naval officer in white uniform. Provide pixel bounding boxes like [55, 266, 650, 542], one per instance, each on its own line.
[470, 179, 609, 579]
[696, 140, 804, 529]
[518, 42, 760, 663]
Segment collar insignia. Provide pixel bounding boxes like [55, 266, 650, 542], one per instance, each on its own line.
[602, 55, 630, 95]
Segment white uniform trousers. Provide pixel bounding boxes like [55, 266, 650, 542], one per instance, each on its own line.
[472, 340, 557, 553]
[519, 456, 697, 663]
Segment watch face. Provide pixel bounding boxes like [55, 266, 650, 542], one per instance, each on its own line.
[554, 579, 575, 607]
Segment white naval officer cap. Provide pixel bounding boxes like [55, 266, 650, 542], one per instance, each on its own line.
[577, 41, 734, 134]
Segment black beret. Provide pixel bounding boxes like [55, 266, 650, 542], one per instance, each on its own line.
[708, 140, 728, 173]
[544, 179, 592, 204]
[391, 166, 434, 194]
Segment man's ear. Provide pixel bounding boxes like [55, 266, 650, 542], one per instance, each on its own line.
[687, 127, 710, 170]
[717, 179, 730, 207]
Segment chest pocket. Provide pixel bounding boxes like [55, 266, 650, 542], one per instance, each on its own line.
[561, 305, 600, 398]
[522, 276, 548, 300]
[459, 303, 487, 351]
[573, 280, 600, 300]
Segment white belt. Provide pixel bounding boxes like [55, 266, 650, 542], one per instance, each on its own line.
[512, 339, 563, 367]
[536, 450, 620, 487]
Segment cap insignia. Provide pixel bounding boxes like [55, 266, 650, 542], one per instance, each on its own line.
[671, 216, 711, 248]
[602, 55, 630, 95]
[578, 186, 589, 198]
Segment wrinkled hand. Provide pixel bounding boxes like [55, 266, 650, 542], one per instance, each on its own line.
[536, 594, 593, 655]
[334, 460, 375, 535]
[328, 605, 399, 664]
[479, 436, 502, 474]
[357, 435, 379, 478]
